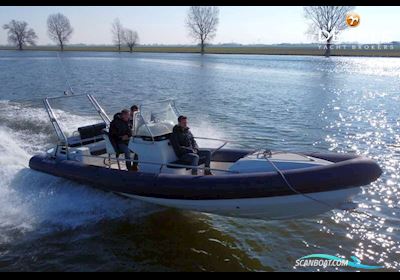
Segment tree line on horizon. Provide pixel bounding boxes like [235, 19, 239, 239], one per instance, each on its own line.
[2, 13, 73, 52]
[2, 6, 355, 57]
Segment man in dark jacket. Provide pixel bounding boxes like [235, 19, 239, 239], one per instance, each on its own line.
[109, 109, 134, 171]
[170, 115, 212, 175]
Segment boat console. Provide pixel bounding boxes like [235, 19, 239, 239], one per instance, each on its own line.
[128, 101, 198, 174]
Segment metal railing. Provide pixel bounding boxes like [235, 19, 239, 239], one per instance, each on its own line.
[255, 150, 315, 162]
[43, 98, 70, 158]
[194, 137, 229, 156]
[43, 93, 111, 157]
[65, 135, 254, 174]
[76, 153, 240, 174]
[87, 94, 111, 124]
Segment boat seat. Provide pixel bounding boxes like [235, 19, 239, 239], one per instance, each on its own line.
[167, 156, 206, 169]
[79, 123, 107, 140]
[67, 123, 107, 148]
[102, 129, 121, 169]
[166, 139, 206, 169]
[67, 135, 105, 148]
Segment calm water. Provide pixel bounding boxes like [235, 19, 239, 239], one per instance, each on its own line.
[0, 50, 399, 271]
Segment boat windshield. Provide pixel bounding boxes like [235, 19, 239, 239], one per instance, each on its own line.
[134, 100, 179, 138]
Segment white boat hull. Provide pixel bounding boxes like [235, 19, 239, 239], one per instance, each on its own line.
[119, 187, 361, 220]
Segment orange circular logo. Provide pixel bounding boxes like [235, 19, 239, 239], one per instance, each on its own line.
[346, 12, 360, 27]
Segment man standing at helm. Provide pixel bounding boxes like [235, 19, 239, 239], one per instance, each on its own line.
[109, 109, 134, 171]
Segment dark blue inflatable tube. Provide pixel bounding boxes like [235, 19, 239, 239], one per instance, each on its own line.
[29, 149, 382, 200]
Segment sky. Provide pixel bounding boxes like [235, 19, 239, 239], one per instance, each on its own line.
[0, 6, 400, 45]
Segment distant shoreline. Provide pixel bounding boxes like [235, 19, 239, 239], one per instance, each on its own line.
[1, 46, 400, 58]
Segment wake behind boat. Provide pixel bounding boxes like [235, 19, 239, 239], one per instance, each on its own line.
[29, 94, 382, 220]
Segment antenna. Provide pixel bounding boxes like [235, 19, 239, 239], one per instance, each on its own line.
[56, 52, 75, 95]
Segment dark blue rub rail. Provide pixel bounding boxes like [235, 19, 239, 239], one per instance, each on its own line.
[29, 149, 382, 200]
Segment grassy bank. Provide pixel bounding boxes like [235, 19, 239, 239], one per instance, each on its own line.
[1, 45, 400, 57]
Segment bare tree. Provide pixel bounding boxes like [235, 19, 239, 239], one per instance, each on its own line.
[47, 13, 73, 51]
[186, 6, 219, 55]
[3, 20, 38, 50]
[111, 18, 124, 52]
[304, 6, 355, 57]
[123, 28, 139, 53]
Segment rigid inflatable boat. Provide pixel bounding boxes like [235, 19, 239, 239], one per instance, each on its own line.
[29, 94, 382, 220]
